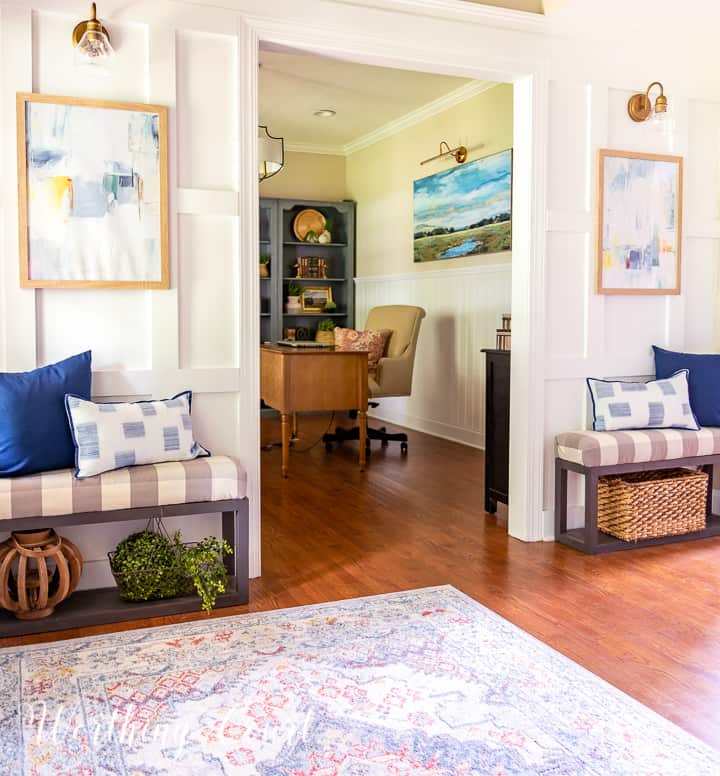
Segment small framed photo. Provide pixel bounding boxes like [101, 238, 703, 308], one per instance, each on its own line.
[300, 286, 333, 313]
[597, 148, 683, 295]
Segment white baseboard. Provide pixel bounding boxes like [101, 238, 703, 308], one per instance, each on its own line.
[369, 409, 484, 449]
[542, 489, 720, 543]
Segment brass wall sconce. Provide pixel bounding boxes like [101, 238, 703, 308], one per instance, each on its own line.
[420, 141, 468, 166]
[627, 81, 668, 123]
[72, 3, 114, 68]
[258, 125, 285, 182]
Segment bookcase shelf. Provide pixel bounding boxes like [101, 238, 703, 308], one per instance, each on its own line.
[259, 198, 356, 344]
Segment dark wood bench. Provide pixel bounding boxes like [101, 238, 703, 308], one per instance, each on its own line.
[555, 429, 720, 554]
[0, 456, 249, 637]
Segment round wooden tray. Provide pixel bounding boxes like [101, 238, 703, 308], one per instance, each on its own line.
[293, 209, 326, 241]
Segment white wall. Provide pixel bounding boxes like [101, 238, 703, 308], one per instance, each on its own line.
[3, 0, 720, 566]
[0, 3, 260, 587]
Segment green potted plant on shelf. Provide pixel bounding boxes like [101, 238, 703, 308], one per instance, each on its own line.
[109, 525, 232, 613]
[315, 318, 336, 345]
[259, 254, 271, 278]
[287, 281, 302, 313]
[324, 299, 337, 313]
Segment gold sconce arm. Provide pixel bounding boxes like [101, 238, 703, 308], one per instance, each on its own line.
[420, 140, 468, 166]
[628, 81, 667, 122]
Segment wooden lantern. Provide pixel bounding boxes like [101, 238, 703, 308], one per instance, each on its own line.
[0, 529, 83, 619]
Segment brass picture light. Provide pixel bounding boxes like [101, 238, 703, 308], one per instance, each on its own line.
[420, 141, 468, 166]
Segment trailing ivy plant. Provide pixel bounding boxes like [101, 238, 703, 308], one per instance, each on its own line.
[110, 527, 232, 612]
[174, 533, 233, 613]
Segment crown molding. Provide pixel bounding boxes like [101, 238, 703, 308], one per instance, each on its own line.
[283, 80, 500, 158]
[285, 141, 346, 155]
[343, 79, 497, 155]
[333, 0, 547, 34]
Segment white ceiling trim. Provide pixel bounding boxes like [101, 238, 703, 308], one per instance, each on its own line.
[333, 0, 547, 33]
[282, 79, 499, 157]
[284, 141, 349, 155]
[343, 79, 497, 155]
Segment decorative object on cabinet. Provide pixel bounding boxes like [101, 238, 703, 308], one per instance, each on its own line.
[293, 208, 326, 241]
[72, 3, 114, 71]
[597, 149, 682, 295]
[301, 286, 333, 313]
[414, 149, 512, 263]
[482, 349, 510, 515]
[283, 327, 297, 340]
[286, 281, 302, 314]
[295, 327, 312, 341]
[259, 198, 355, 345]
[17, 93, 168, 289]
[315, 319, 336, 345]
[324, 299, 337, 313]
[0, 529, 83, 620]
[259, 254, 271, 277]
[627, 81, 668, 124]
[496, 312, 511, 350]
[258, 125, 284, 181]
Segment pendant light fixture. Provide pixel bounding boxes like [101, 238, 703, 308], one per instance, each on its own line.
[72, 3, 114, 72]
[259, 125, 285, 182]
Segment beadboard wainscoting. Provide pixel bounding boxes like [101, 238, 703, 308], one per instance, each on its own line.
[355, 264, 512, 449]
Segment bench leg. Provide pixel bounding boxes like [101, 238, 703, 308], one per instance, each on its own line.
[584, 470, 600, 552]
[555, 459, 568, 539]
[222, 500, 249, 604]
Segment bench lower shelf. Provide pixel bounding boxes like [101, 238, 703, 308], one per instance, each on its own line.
[557, 514, 720, 555]
[0, 577, 248, 638]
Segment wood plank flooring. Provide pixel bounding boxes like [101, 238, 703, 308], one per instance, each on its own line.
[2, 414, 720, 750]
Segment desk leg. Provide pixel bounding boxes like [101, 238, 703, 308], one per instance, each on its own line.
[281, 413, 290, 478]
[358, 410, 367, 471]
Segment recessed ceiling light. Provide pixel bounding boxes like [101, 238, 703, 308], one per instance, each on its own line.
[314, 109, 336, 118]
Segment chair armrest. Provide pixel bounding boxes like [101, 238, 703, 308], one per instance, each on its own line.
[375, 355, 412, 397]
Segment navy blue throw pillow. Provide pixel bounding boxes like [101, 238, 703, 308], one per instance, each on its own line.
[0, 351, 92, 476]
[653, 345, 720, 427]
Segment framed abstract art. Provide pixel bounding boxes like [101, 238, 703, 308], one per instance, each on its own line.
[17, 93, 169, 289]
[597, 149, 683, 295]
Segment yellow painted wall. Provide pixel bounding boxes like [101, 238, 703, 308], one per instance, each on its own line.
[345, 83, 513, 276]
[259, 150, 347, 201]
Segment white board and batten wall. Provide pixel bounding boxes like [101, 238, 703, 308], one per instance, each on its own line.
[2, 0, 720, 566]
[0, 4, 260, 588]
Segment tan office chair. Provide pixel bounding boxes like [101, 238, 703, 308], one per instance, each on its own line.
[323, 305, 426, 454]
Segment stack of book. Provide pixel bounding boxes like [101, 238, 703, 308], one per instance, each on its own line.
[296, 257, 328, 279]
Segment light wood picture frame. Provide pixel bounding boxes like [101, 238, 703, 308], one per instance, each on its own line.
[597, 148, 683, 295]
[17, 92, 169, 289]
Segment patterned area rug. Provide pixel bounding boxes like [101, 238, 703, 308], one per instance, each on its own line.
[1, 586, 718, 775]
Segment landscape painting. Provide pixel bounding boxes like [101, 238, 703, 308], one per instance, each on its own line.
[17, 94, 168, 289]
[413, 149, 512, 263]
[597, 149, 682, 295]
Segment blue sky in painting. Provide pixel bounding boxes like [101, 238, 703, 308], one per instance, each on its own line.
[413, 149, 512, 232]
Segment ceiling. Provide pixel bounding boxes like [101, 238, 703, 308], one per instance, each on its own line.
[259, 47, 490, 154]
[460, 0, 543, 11]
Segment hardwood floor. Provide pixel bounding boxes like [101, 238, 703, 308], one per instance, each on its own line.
[3, 414, 720, 750]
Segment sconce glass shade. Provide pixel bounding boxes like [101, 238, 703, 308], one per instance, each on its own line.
[73, 4, 114, 73]
[259, 125, 284, 182]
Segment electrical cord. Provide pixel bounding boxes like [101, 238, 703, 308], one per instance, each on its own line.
[261, 412, 336, 454]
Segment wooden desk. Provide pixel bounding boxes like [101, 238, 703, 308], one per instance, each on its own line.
[261, 345, 368, 477]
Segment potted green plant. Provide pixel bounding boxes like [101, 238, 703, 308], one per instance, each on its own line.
[287, 281, 302, 312]
[109, 526, 232, 613]
[259, 254, 271, 278]
[324, 299, 337, 313]
[315, 318, 336, 345]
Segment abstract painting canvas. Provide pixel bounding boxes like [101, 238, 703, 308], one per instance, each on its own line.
[17, 93, 168, 289]
[597, 149, 683, 295]
[413, 148, 512, 263]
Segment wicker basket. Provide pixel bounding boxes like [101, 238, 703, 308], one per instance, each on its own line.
[597, 468, 708, 542]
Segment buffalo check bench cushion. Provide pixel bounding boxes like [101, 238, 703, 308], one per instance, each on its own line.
[0, 455, 246, 520]
[556, 428, 720, 468]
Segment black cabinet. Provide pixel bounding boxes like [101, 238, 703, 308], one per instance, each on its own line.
[482, 349, 510, 514]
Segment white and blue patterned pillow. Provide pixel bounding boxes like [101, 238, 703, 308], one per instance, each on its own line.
[587, 370, 699, 432]
[65, 391, 210, 479]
